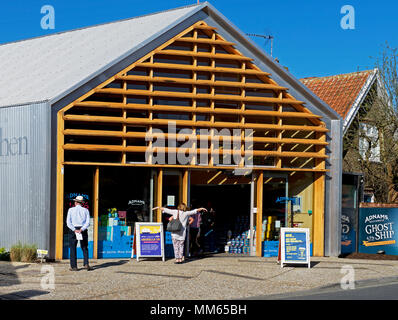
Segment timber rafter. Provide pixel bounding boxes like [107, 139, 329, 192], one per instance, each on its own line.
[59, 20, 328, 171]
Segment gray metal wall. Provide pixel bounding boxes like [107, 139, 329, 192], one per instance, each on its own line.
[0, 102, 51, 251]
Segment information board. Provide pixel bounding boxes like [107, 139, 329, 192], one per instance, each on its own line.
[133, 223, 165, 262]
[280, 227, 310, 268]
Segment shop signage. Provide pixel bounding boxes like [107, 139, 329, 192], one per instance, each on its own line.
[280, 227, 310, 268]
[65, 193, 90, 209]
[359, 207, 398, 255]
[276, 197, 298, 204]
[133, 223, 165, 262]
[0, 128, 28, 157]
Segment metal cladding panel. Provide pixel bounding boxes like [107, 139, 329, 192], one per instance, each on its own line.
[0, 102, 51, 250]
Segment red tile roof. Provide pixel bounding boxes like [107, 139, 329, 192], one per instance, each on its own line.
[300, 70, 374, 119]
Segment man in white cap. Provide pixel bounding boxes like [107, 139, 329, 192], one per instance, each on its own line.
[66, 195, 93, 271]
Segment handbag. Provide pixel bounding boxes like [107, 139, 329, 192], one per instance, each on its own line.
[167, 210, 183, 232]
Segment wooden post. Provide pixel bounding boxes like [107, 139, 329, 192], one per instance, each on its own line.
[256, 171, 263, 257]
[93, 166, 99, 259]
[313, 172, 325, 257]
[156, 168, 163, 222]
[55, 111, 65, 260]
[182, 169, 189, 205]
[313, 132, 326, 257]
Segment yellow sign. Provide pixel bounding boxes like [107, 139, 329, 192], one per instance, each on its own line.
[139, 225, 161, 234]
[362, 240, 396, 247]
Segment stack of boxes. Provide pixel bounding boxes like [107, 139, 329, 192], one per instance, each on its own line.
[225, 215, 256, 255]
[97, 208, 133, 258]
[98, 209, 132, 241]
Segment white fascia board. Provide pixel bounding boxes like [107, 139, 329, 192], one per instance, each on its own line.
[343, 68, 378, 135]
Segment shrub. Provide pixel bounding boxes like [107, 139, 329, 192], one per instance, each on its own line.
[0, 247, 10, 261]
[10, 242, 22, 262]
[21, 244, 37, 262]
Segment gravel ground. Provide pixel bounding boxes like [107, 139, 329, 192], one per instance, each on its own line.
[1, 254, 398, 300]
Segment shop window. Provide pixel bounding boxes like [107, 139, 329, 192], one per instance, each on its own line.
[97, 167, 151, 258]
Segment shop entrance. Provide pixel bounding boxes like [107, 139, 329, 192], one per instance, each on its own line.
[190, 170, 252, 255]
[62, 165, 154, 259]
[261, 174, 288, 243]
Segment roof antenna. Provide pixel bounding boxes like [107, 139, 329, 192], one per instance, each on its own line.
[246, 33, 274, 57]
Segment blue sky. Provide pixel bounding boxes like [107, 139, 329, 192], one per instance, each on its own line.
[0, 0, 396, 79]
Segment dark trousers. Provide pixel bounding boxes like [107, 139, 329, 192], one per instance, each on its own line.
[69, 228, 89, 268]
[189, 227, 199, 256]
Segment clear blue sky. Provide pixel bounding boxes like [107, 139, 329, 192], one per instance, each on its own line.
[0, 0, 396, 79]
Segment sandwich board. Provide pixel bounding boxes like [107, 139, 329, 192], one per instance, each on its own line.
[280, 227, 310, 268]
[133, 222, 165, 262]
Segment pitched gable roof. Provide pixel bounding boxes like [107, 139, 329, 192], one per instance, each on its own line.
[0, 4, 203, 108]
[300, 69, 377, 133]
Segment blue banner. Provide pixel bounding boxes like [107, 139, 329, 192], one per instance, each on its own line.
[359, 207, 398, 255]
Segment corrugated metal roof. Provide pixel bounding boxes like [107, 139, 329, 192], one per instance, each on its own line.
[0, 4, 202, 108]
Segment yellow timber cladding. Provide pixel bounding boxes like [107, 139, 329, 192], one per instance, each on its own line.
[55, 21, 328, 259]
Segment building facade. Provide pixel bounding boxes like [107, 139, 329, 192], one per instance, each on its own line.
[0, 2, 342, 259]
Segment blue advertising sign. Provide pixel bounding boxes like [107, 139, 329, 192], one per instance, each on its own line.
[280, 228, 310, 268]
[134, 223, 165, 261]
[359, 207, 398, 255]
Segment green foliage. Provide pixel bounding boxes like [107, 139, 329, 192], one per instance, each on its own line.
[0, 247, 10, 261]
